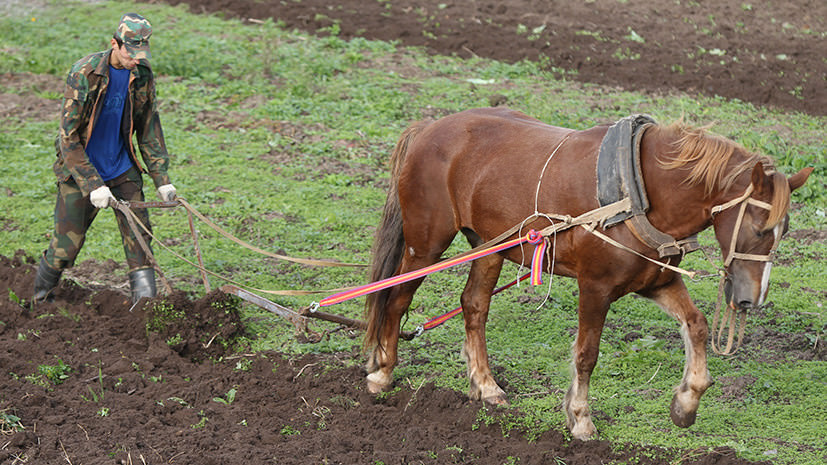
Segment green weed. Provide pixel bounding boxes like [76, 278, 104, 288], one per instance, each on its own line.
[191, 410, 208, 429]
[146, 300, 185, 333]
[82, 363, 105, 403]
[234, 359, 253, 371]
[8, 289, 24, 307]
[0, 409, 25, 433]
[279, 425, 300, 436]
[36, 359, 72, 385]
[212, 387, 238, 405]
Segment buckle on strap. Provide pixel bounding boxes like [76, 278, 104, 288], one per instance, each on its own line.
[656, 234, 701, 257]
[625, 215, 699, 258]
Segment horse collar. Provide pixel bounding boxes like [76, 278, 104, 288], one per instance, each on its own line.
[596, 115, 700, 258]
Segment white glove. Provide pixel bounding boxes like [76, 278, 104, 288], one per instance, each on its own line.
[89, 185, 115, 208]
[157, 184, 177, 201]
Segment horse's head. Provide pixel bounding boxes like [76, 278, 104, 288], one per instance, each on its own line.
[711, 163, 812, 310]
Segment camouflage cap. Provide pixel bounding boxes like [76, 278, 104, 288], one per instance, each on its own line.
[115, 13, 152, 61]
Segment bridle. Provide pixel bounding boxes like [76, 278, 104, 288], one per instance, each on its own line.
[711, 183, 782, 267]
[708, 183, 782, 355]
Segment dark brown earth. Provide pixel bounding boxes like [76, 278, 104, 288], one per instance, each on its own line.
[1, 1, 820, 464]
[164, 0, 826, 116]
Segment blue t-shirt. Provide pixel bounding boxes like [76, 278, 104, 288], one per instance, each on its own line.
[85, 66, 133, 181]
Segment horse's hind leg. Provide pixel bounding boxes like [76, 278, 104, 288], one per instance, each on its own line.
[365, 276, 425, 393]
[366, 226, 457, 393]
[640, 278, 713, 428]
[460, 252, 507, 405]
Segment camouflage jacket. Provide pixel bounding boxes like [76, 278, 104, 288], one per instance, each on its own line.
[53, 49, 171, 195]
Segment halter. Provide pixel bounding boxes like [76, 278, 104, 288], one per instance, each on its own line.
[710, 183, 781, 267]
[708, 183, 781, 355]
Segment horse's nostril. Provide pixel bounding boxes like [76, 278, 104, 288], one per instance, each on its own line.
[738, 300, 753, 309]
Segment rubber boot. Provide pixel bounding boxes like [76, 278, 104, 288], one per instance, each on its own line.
[33, 256, 63, 303]
[129, 268, 157, 305]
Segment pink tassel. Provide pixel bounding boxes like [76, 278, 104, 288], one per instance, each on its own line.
[531, 238, 547, 285]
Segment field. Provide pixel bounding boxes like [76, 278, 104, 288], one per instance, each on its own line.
[0, 1, 825, 464]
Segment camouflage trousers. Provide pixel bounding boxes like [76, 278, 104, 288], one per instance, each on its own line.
[43, 166, 153, 272]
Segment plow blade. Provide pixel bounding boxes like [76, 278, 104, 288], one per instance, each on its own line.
[220, 284, 307, 326]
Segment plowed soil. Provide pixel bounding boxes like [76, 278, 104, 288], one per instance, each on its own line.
[0, 251, 771, 465]
[165, 0, 826, 116]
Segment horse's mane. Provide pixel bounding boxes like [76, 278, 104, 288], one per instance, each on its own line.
[657, 120, 790, 229]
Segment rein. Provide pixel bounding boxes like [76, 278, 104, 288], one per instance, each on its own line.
[176, 199, 365, 268]
[110, 198, 364, 298]
[708, 184, 779, 355]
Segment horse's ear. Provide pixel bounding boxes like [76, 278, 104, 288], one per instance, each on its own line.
[750, 162, 767, 191]
[788, 167, 814, 192]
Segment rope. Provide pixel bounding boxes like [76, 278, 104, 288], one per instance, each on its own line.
[113, 193, 713, 341]
[176, 199, 365, 268]
[577, 224, 697, 278]
[417, 272, 531, 334]
[112, 201, 174, 295]
[709, 276, 746, 355]
[705, 184, 779, 355]
[311, 197, 701, 312]
[111, 199, 359, 296]
[533, 132, 574, 214]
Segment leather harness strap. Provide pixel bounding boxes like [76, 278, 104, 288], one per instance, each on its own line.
[625, 215, 700, 258]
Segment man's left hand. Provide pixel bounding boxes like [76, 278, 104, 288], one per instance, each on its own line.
[157, 184, 177, 201]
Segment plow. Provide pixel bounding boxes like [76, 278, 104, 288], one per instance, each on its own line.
[219, 283, 420, 341]
[111, 198, 428, 341]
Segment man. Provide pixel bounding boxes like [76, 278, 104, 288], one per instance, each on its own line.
[33, 13, 177, 305]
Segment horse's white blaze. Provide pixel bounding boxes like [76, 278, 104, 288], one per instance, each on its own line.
[758, 262, 772, 306]
[757, 224, 781, 305]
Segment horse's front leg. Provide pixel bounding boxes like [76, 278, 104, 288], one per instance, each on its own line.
[564, 288, 610, 440]
[461, 253, 507, 404]
[641, 277, 714, 427]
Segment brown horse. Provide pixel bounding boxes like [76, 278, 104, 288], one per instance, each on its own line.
[363, 107, 812, 440]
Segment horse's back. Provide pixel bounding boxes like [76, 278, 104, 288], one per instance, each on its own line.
[400, 107, 608, 234]
[412, 107, 569, 154]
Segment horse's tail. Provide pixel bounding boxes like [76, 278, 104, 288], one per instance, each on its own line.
[363, 121, 428, 352]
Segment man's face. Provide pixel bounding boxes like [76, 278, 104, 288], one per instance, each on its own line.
[111, 39, 139, 69]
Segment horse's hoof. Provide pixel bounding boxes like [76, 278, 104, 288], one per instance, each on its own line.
[670, 395, 697, 428]
[366, 372, 391, 394]
[482, 393, 509, 406]
[570, 422, 598, 441]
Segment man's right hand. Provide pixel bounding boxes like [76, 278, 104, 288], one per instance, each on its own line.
[89, 186, 115, 208]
